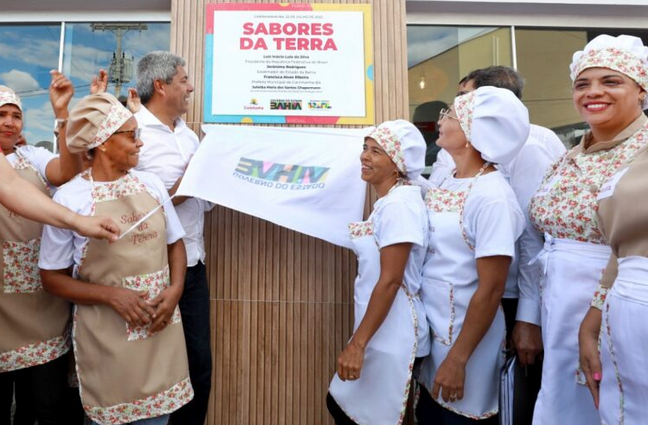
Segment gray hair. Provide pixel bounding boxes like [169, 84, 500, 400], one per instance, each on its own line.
[136, 51, 186, 104]
[467, 66, 526, 99]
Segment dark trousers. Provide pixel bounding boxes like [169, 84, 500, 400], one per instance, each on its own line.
[0, 355, 68, 425]
[501, 297, 518, 350]
[416, 383, 499, 425]
[501, 297, 543, 425]
[326, 393, 357, 425]
[170, 262, 212, 425]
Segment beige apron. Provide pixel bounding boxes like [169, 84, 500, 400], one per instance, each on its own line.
[0, 149, 71, 372]
[73, 170, 193, 425]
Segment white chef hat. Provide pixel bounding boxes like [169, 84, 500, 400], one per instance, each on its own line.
[365, 119, 426, 180]
[453, 86, 530, 165]
[570, 34, 648, 108]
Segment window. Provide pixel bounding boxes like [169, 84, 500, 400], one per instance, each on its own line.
[516, 28, 648, 147]
[407, 26, 512, 165]
[408, 25, 648, 161]
[0, 22, 170, 151]
[0, 24, 62, 150]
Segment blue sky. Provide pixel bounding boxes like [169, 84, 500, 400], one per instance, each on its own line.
[0, 23, 169, 146]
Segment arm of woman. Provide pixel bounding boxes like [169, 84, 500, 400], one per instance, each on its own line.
[432, 255, 511, 403]
[40, 268, 156, 327]
[148, 239, 187, 333]
[337, 242, 412, 381]
[45, 70, 83, 187]
[578, 252, 616, 409]
[0, 156, 118, 240]
[579, 307, 603, 409]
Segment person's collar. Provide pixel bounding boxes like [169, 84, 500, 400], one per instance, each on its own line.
[137, 105, 187, 132]
[568, 113, 648, 158]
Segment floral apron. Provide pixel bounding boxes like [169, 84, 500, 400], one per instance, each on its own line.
[0, 149, 71, 372]
[329, 216, 419, 425]
[419, 169, 505, 420]
[73, 170, 193, 425]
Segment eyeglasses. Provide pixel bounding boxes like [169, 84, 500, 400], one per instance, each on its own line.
[439, 108, 458, 121]
[113, 128, 142, 139]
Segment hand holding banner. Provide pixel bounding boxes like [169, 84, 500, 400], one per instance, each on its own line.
[176, 125, 370, 249]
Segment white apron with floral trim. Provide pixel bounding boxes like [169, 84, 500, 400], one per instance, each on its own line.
[597, 256, 648, 425]
[528, 125, 647, 425]
[329, 218, 419, 425]
[0, 149, 71, 372]
[419, 182, 505, 420]
[73, 171, 193, 425]
[529, 235, 609, 425]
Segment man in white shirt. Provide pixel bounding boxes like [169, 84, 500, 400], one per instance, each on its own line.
[429, 67, 566, 421]
[135, 51, 212, 424]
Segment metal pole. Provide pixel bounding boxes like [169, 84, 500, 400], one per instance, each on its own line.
[115, 27, 123, 98]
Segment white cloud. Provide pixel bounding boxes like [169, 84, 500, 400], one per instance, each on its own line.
[23, 100, 55, 143]
[0, 39, 60, 70]
[0, 69, 40, 92]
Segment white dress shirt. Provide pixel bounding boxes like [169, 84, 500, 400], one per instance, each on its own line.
[134, 106, 213, 267]
[428, 124, 565, 324]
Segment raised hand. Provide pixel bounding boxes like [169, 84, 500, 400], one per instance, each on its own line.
[90, 69, 109, 95]
[49, 70, 74, 118]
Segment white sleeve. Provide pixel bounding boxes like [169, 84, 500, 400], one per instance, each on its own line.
[516, 219, 544, 325]
[20, 146, 57, 184]
[509, 140, 563, 325]
[374, 201, 426, 249]
[428, 149, 455, 186]
[163, 202, 185, 244]
[38, 191, 76, 270]
[470, 198, 524, 260]
[141, 172, 186, 244]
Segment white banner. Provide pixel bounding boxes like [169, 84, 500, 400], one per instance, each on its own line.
[176, 125, 370, 249]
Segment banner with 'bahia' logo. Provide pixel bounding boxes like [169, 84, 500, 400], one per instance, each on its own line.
[176, 125, 369, 248]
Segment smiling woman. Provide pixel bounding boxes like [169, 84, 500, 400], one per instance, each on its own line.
[38, 92, 193, 425]
[528, 34, 648, 425]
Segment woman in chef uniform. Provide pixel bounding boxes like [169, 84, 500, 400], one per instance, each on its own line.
[39, 93, 193, 425]
[0, 75, 92, 424]
[529, 34, 648, 425]
[327, 120, 430, 425]
[574, 34, 648, 425]
[417, 86, 528, 424]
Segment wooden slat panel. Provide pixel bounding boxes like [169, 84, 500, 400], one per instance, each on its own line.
[170, 0, 409, 423]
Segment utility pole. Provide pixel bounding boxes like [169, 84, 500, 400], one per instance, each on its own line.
[91, 23, 148, 98]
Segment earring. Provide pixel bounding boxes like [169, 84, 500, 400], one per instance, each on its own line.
[640, 93, 647, 101]
[465, 142, 470, 149]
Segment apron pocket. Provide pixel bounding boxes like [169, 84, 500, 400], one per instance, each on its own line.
[424, 278, 455, 346]
[121, 266, 181, 341]
[2, 238, 42, 293]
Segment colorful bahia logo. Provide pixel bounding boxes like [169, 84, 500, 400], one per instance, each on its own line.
[234, 157, 329, 190]
[270, 100, 302, 110]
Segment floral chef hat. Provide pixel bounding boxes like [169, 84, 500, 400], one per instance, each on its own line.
[365, 119, 426, 181]
[0, 85, 22, 112]
[453, 86, 530, 165]
[67, 92, 133, 154]
[570, 34, 648, 108]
